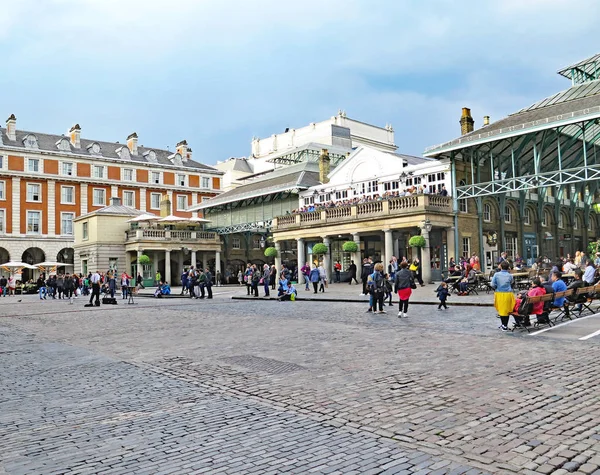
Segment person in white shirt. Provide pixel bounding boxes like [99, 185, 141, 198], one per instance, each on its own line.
[89, 270, 101, 306]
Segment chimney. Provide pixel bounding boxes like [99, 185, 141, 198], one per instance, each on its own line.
[459, 107, 475, 135]
[110, 196, 122, 206]
[319, 149, 331, 184]
[6, 114, 16, 141]
[176, 140, 191, 161]
[160, 194, 171, 217]
[483, 115, 490, 126]
[69, 124, 81, 148]
[127, 132, 138, 156]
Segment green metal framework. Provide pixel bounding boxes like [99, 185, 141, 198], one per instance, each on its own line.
[267, 148, 348, 167]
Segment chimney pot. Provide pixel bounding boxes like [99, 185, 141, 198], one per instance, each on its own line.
[69, 124, 81, 148]
[176, 140, 190, 161]
[483, 115, 490, 126]
[459, 107, 475, 135]
[127, 132, 138, 156]
[6, 114, 16, 141]
[110, 196, 122, 206]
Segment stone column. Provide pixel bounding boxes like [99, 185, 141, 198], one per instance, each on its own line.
[384, 229, 394, 269]
[420, 225, 432, 284]
[274, 241, 282, 274]
[447, 227, 456, 265]
[297, 238, 305, 284]
[352, 233, 361, 274]
[322, 237, 331, 282]
[177, 251, 184, 275]
[215, 251, 221, 274]
[137, 250, 142, 279]
[165, 250, 171, 285]
[191, 250, 197, 269]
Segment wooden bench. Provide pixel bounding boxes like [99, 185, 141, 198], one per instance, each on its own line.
[549, 288, 574, 323]
[565, 285, 597, 318]
[510, 293, 555, 333]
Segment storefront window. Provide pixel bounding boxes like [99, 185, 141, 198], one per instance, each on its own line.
[330, 240, 352, 271]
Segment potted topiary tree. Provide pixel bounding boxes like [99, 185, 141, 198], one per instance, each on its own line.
[342, 241, 358, 253]
[312, 243, 328, 256]
[137, 254, 153, 287]
[408, 235, 426, 248]
[264, 246, 277, 262]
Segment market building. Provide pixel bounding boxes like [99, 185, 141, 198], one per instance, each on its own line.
[425, 54, 600, 269]
[0, 115, 222, 279]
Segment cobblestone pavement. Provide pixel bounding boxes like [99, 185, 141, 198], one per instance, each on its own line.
[2, 294, 600, 474]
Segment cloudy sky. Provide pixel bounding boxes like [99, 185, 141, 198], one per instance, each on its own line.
[1, 0, 598, 163]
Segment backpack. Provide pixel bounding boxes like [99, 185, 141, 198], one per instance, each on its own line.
[517, 294, 533, 316]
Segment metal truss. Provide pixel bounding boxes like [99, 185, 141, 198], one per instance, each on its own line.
[456, 164, 600, 199]
[209, 220, 273, 235]
[268, 149, 348, 166]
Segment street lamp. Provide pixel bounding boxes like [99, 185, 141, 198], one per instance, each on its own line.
[421, 219, 433, 233]
[399, 171, 414, 185]
[260, 235, 266, 248]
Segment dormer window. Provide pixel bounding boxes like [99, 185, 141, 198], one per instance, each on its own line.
[23, 134, 38, 149]
[144, 150, 157, 163]
[87, 142, 101, 155]
[56, 137, 71, 152]
[116, 146, 130, 160]
[169, 153, 183, 166]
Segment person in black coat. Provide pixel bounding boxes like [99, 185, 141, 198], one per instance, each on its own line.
[361, 258, 373, 295]
[347, 261, 358, 285]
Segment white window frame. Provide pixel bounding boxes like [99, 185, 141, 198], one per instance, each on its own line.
[60, 212, 75, 236]
[61, 185, 75, 205]
[483, 203, 491, 222]
[0, 156, 4, 170]
[82, 221, 89, 240]
[150, 193, 161, 210]
[92, 165, 106, 179]
[0, 208, 5, 233]
[201, 177, 210, 189]
[0, 180, 5, 200]
[176, 195, 187, 211]
[462, 237, 471, 258]
[122, 168, 135, 182]
[176, 174, 187, 187]
[150, 171, 162, 185]
[60, 161, 75, 177]
[542, 210, 549, 227]
[524, 208, 531, 226]
[122, 190, 135, 207]
[504, 206, 512, 224]
[232, 237, 241, 249]
[92, 188, 106, 206]
[558, 213, 565, 229]
[27, 158, 41, 173]
[304, 196, 314, 206]
[26, 183, 42, 202]
[505, 236, 518, 260]
[574, 215, 579, 230]
[459, 199, 467, 213]
[253, 238, 261, 250]
[26, 210, 42, 235]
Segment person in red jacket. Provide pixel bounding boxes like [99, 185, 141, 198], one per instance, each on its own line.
[513, 278, 546, 326]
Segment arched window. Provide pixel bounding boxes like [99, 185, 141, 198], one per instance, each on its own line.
[504, 205, 513, 224]
[23, 134, 38, 149]
[523, 208, 531, 225]
[542, 210, 551, 227]
[483, 203, 491, 222]
[574, 215, 580, 230]
[558, 212, 565, 229]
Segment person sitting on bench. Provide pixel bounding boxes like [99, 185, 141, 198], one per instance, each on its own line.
[457, 265, 477, 296]
[565, 268, 585, 317]
[513, 278, 546, 326]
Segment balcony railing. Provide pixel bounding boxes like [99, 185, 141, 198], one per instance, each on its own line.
[125, 229, 219, 243]
[272, 195, 452, 230]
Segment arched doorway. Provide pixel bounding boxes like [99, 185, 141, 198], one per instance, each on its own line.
[0, 247, 10, 279]
[56, 248, 75, 275]
[22, 247, 45, 282]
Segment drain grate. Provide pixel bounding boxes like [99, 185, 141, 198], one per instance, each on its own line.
[220, 355, 306, 375]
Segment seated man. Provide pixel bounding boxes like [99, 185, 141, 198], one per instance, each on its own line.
[565, 269, 586, 316]
[278, 281, 297, 301]
[550, 270, 567, 309]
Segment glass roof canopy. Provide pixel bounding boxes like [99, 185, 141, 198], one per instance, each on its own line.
[517, 78, 600, 113]
[557, 53, 600, 85]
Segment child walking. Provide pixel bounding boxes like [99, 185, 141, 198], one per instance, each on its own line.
[436, 282, 450, 310]
[384, 273, 393, 307]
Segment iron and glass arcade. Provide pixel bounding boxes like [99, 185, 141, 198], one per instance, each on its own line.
[425, 54, 600, 271]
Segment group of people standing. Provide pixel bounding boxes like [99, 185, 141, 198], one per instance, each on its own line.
[180, 266, 214, 299]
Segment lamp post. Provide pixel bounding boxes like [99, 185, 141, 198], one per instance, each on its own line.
[419, 219, 434, 284]
[260, 235, 266, 249]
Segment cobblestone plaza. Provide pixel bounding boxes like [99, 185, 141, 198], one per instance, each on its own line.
[2, 290, 600, 474]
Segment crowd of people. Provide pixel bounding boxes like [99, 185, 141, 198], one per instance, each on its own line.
[291, 185, 449, 214]
[32, 270, 140, 304]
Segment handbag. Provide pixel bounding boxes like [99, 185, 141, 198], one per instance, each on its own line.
[259, 278, 264, 285]
[410, 282, 417, 289]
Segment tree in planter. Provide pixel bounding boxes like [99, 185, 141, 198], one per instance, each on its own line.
[137, 254, 151, 265]
[312, 243, 328, 256]
[342, 241, 358, 253]
[408, 235, 426, 248]
[137, 254, 152, 280]
[264, 247, 277, 262]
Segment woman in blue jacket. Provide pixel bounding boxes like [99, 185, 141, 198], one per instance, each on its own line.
[309, 264, 320, 294]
